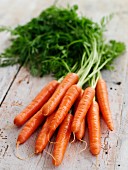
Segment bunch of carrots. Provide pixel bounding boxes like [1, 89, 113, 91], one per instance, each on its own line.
[14, 69, 114, 166]
[2, 4, 124, 166]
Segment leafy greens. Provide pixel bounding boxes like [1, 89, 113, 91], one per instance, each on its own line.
[0, 5, 126, 79]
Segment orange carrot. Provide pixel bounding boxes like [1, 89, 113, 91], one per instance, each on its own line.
[14, 80, 59, 126]
[96, 78, 114, 131]
[36, 84, 80, 153]
[52, 114, 73, 166]
[49, 85, 81, 131]
[87, 100, 101, 155]
[75, 119, 85, 140]
[35, 112, 56, 154]
[73, 89, 84, 113]
[73, 89, 85, 140]
[42, 73, 79, 116]
[17, 109, 45, 145]
[71, 87, 95, 133]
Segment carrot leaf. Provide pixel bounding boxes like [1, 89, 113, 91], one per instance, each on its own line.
[0, 5, 126, 80]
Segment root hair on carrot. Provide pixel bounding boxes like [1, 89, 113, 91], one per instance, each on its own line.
[44, 149, 56, 161]
[78, 139, 87, 154]
[48, 140, 59, 144]
[4, 124, 15, 130]
[48, 135, 56, 144]
[15, 142, 35, 160]
[36, 153, 42, 166]
[96, 155, 99, 170]
[48, 140, 56, 144]
[71, 132, 75, 144]
[48, 134, 58, 144]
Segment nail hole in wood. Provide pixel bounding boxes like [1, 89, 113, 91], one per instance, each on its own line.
[116, 82, 121, 85]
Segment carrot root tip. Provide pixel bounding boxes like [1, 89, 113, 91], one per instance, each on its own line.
[35, 150, 40, 154]
[16, 141, 20, 148]
[71, 132, 75, 144]
[44, 149, 56, 161]
[96, 155, 99, 168]
[15, 142, 35, 160]
[4, 124, 15, 130]
[78, 139, 87, 154]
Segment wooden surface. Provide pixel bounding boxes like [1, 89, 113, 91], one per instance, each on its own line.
[0, 0, 128, 170]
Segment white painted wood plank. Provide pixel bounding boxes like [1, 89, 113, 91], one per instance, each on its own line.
[0, 67, 54, 170]
[0, 0, 128, 170]
[114, 62, 128, 170]
[0, 0, 56, 104]
[0, 30, 20, 104]
[0, 66, 19, 105]
[0, 1, 58, 169]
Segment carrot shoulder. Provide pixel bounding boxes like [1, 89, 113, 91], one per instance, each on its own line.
[87, 100, 101, 155]
[52, 114, 73, 166]
[41, 73, 79, 116]
[49, 84, 81, 131]
[96, 78, 114, 131]
[71, 87, 95, 133]
[14, 80, 59, 126]
[17, 109, 45, 145]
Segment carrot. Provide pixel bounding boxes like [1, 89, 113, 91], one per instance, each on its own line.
[75, 119, 85, 140]
[73, 89, 85, 140]
[73, 89, 83, 113]
[71, 87, 95, 133]
[35, 112, 56, 154]
[35, 82, 80, 154]
[17, 109, 45, 145]
[41, 73, 79, 116]
[49, 84, 81, 131]
[96, 78, 114, 131]
[14, 80, 59, 126]
[87, 100, 101, 155]
[52, 114, 73, 166]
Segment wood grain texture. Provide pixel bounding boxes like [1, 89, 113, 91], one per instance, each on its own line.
[0, 67, 54, 170]
[0, 0, 128, 170]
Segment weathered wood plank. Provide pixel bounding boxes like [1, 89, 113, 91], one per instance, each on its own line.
[114, 59, 128, 169]
[0, 0, 128, 170]
[0, 66, 19, 105]
[0, 67, 54, 170]
[0, 0, 55, 105]
[0, 1, 57, 169]
[0, 30, 20, 105]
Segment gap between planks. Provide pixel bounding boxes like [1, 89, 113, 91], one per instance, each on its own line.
[0, 65, 22, 107]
